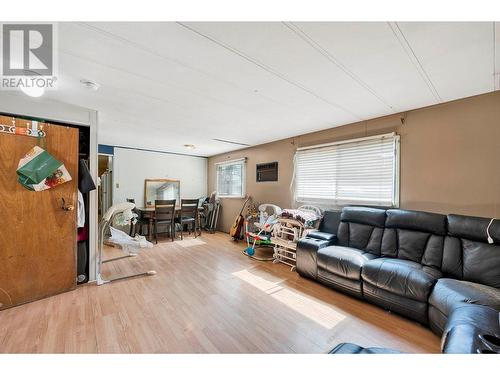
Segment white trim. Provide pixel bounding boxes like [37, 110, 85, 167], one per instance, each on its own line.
[0, 91, 94, 126]
[297, 132, 396, 151]
[87, 110, 98, 281]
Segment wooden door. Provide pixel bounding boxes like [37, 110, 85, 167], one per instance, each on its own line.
[0, 116, 78, 310]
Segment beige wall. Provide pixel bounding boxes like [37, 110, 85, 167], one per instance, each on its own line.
[208, 91, 500, 232]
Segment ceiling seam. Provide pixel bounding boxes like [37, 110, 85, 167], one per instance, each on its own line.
[59, 25, 360, 152]
[59, 49, 284, 129]
[72, 22, 299, 110]
[176, 22, 363, 120]
[98, 114, 251, 151]
[59, 38, 306, 128]
[387, 22, 442, 102]
[96, 103, 261, 145]
[283, 22, 397, 113]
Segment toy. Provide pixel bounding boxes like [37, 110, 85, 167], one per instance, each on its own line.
[243, 203, 282, 260]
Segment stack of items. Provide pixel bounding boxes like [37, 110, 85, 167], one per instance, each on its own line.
[271, 206, 322, 271]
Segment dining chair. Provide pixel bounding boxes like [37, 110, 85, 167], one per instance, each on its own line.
[126, 198, 138, 236]
[154, 199, 176, 243]
[125, 198, 148, 237]
[177, 199, 199, 240]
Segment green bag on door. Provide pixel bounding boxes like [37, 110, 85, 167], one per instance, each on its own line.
[17, 146, 72, 191]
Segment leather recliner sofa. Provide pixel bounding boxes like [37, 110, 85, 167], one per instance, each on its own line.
[296, 207, 500, 354]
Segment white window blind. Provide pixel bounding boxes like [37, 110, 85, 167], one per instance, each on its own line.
[216, 158, 246, 198]
[294, 134, 399, 207]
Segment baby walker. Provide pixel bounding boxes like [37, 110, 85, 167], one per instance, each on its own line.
[96, 202, 156, 285]
[243, 204, 282, 261]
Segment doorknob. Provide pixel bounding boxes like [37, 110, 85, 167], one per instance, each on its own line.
[61, 198, 74, 211]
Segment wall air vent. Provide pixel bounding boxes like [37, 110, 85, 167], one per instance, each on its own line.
[256, 161, 278, 182]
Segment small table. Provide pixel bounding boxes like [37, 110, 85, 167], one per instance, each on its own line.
[136, 206, 203, 240]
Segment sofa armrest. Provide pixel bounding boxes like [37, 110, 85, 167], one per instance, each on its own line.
[442, 304, 500, 354]
[306, 231, 337, 243]
[296, 237, 331, 280]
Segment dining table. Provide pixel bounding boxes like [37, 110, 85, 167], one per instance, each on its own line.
[136, 206, 204, 240]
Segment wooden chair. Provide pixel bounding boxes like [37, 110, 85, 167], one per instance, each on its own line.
[126, 198, 139, 236]
[177, 199, 199, 240]
[154, 199, 176, 243]
[127, 198, 153, 238]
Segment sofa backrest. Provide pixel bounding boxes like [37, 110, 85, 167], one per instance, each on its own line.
[319, 209, 342, 234]
[443, 214, 500, 288]
[337, 207, 386, 255]
[381, 209, 447, 269]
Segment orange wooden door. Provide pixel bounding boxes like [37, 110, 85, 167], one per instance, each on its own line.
[0, 116, 78, 310]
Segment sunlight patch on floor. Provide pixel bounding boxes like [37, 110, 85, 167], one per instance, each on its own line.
[232, 269, 345, 329]
[232, 268, 281, 291]
[176, 238, 207, 248]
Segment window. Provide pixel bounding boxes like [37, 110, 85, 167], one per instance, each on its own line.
[216, 158, 246, 198]
[294, 133, 400, 207]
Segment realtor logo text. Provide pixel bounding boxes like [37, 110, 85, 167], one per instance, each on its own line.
[1, 23, 58, 91]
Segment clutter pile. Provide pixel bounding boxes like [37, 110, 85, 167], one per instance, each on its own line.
[271, 205, 322, 271]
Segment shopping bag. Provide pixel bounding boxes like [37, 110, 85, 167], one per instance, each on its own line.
[17, 146, 72, 191]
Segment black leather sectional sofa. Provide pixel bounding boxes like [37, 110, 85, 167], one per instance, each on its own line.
[297, 207, 500, 353]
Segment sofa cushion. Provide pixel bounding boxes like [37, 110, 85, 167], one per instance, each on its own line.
[447, 214, 500, 243]
[381, 209, 446, 268]
[318, 209, 342, 235]
[317, 246, 377, 281]
[381, 228, 444, 266]
[341, 207, 387, 227]
[385, 209, 447, 235]
[428, 278, 500, 318]
[443, 215, 500, 288]
[337, 207, 386, 256]
[362, 258, 442, 302]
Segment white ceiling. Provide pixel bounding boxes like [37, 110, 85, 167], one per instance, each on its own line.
[32, 22, 500, 156]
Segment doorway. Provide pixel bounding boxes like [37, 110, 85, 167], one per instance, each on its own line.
[98, 154, 113, 220]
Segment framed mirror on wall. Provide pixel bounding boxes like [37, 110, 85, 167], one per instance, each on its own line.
[144, 178, 180, 208]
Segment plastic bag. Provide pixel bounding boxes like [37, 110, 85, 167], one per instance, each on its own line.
[17, 146, 72, 191]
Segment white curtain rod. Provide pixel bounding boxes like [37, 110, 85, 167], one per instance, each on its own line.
[297, 132, 397, 151]
[214, 157, 247, 166]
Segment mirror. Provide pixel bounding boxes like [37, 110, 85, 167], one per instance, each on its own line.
[144, 179, 180, 208]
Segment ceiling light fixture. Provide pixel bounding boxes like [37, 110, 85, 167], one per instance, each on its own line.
[80, 79, 100, 90]
[20, 85, 45, 98]
[184, 144, 196, 150]
[19, 69, 45, 98]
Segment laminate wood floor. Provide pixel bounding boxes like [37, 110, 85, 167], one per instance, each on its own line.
[0, 232, 440, 353]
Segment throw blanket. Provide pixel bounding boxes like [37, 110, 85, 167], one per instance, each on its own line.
[280, 209, 321, 228]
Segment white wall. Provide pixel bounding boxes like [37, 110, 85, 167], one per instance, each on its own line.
[113, 147, 207, 205]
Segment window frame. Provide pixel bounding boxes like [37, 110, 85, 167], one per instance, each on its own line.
[293, 133, 400, 208]
[215, 158, 247, 199]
